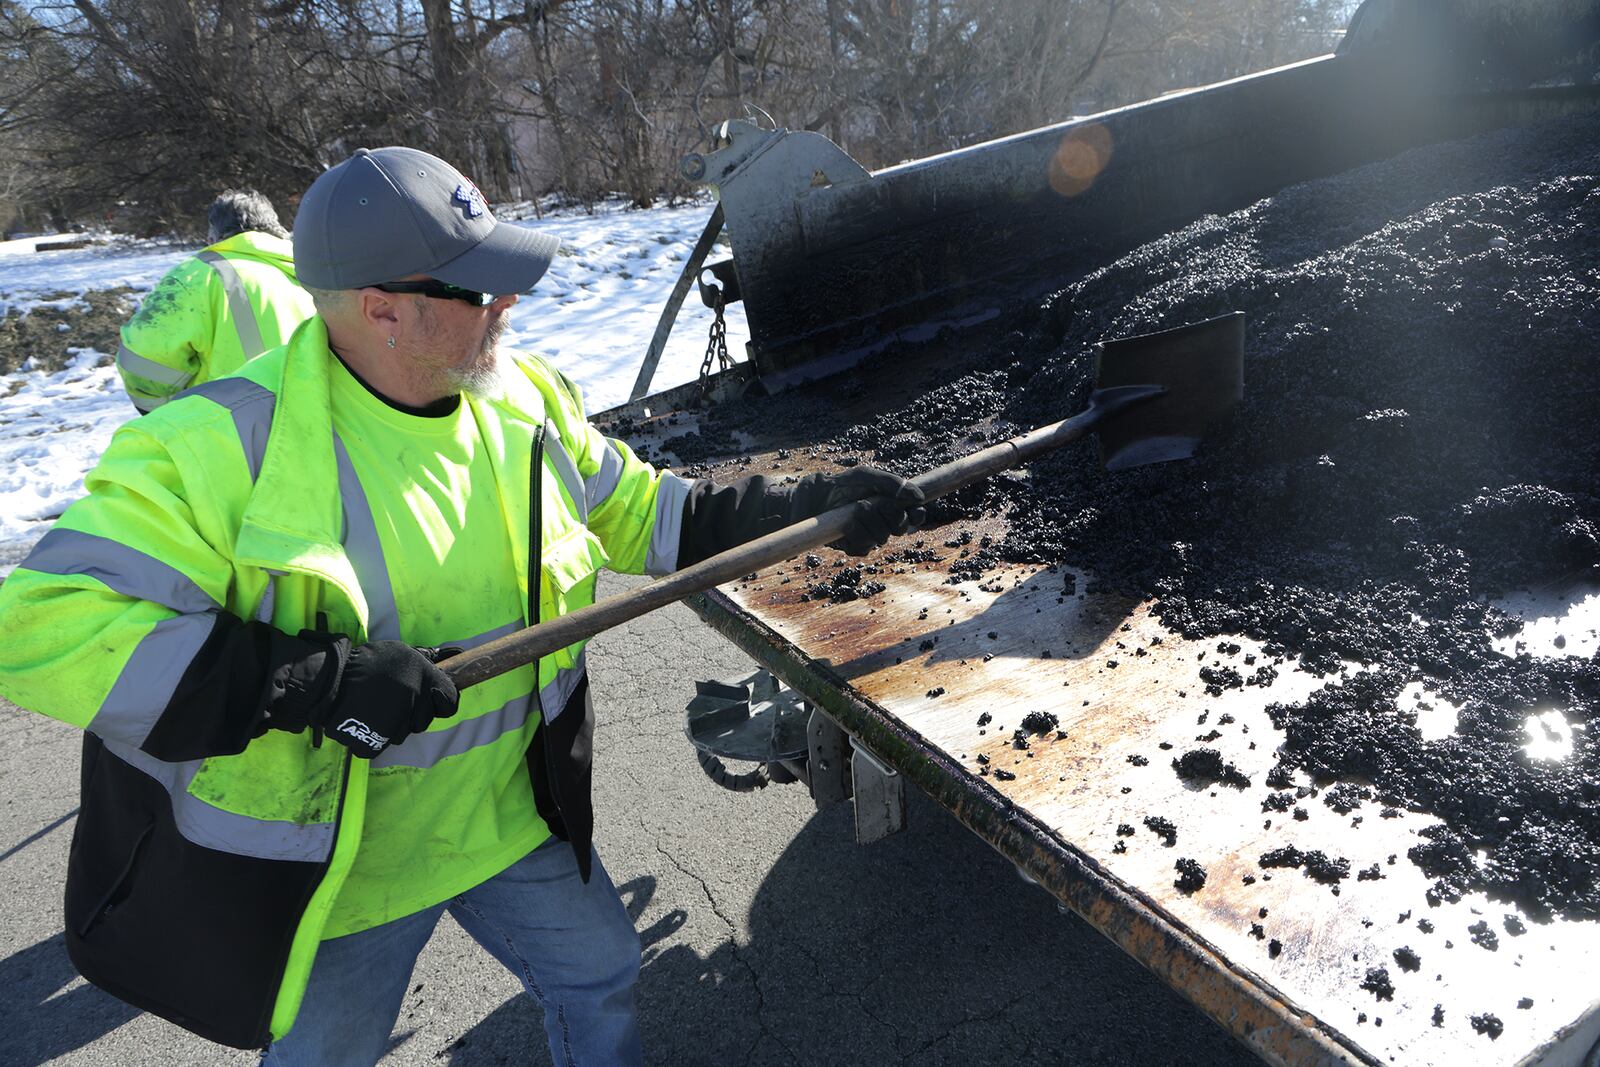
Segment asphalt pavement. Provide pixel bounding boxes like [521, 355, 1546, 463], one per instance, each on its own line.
[0, 573, 1257, 1066]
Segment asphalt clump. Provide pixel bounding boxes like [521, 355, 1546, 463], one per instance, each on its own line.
[1172, 746, 1251, 789]
[1174, 858, 1208, 894]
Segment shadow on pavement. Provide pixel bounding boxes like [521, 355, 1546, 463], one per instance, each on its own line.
[0, 808, 77, 865]
[0, 932, 140, 1067]
[441, 794, 1254, 1067]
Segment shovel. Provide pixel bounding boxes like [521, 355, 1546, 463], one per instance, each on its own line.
[440, 311, 1245, 690]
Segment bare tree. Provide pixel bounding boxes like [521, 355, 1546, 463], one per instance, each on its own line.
[1, 0, 1353, 230]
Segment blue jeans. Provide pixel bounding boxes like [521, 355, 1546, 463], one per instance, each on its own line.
[262, 839, 642, 1067]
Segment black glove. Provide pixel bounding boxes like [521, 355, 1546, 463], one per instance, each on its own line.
[262, 635, 461, 758]
[784, 467, 927, 556]
[676, 465, 926, 566]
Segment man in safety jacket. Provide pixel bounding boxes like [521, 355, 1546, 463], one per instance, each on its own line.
[117, 188, 315, 413]
[0, 147, 924, 1065]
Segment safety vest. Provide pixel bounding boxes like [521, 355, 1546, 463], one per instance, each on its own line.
[0, 317, 692, 1048]
[117, 231, 316, 413]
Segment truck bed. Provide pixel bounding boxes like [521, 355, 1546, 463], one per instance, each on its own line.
[599, 69, 1600, 1062]
[606, 386, 1600, 1066]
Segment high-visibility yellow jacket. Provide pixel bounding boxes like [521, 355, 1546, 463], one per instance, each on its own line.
[117, 231, 315, 413]
[0, 317, 693, 1048]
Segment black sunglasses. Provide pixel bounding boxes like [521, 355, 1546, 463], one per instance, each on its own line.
[371, 279, 496, 306]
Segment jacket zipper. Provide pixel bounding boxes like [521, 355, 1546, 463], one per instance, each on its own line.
[78, 821, 155, 937]
[530, 427, 571, 834]
[528, 426, 544, 702]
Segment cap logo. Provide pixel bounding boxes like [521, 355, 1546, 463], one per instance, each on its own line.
[452, 182, 487, 219]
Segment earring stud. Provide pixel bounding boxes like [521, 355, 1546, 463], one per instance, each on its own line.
[386, 336, 396, 349]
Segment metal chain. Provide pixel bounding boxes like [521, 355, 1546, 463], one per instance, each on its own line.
[694, 747, 770, 792]
[698, 283, 733, 402]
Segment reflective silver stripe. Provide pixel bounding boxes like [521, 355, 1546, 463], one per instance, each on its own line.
[91, 612, 219, 749]
[255, 576, 276, 623]
[184, 377, 276, 481]
[374, 654, 586, 768]
[645, 472, 694, 575]
[334, 433, 400, 641]
[131, 394, 166, 413]
[373, 692, 533, 769]
[539, 655, 587, 725]
[196, 251, 267, 358]
[545, 422, 587, 522]
[585, 440, 627, 512]
[101, 738, 334, 862]
[21, 528, 221, 614]
[117, 343, 194, 388]
[441, 617, 524, 652]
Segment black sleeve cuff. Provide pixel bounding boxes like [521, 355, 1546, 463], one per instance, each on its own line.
[675, 474, 793, 568]
[138, 616, 345, 762]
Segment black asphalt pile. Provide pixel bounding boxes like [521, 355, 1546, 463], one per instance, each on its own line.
[1143, 815, 1178, 846]
[801, 564, 886, 603]
[640, 110, 1600, 921]
[1259, 845, 1352, 886]
[1172, 747, 1251, 789]
[1174, 858, 1208, 894]
[1360, 966, 1395, 1002]
[989, 109, 1600, 649]
[1268, 663, 1600, 919]
[860, 109, 1600, 921]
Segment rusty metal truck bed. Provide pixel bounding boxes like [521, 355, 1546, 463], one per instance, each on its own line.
[605, 395, 1600, 1066]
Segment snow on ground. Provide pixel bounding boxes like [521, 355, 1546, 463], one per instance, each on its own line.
[0, 350, 134, 568]
[0, 199, 746, 566]
[0, 235, 193, 305]
[499, 200, 746, 412]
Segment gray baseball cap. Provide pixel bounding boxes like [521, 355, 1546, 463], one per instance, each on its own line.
[293, 146, 559, 294]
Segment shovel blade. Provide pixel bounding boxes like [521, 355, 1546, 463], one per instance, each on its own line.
[1093, 311, 1245, 471]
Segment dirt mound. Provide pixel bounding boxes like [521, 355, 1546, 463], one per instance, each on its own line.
[0, 289, 137, 374]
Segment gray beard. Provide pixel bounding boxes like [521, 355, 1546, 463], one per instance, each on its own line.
[447, 318, 507, 397]
[447, 354, 503, 397]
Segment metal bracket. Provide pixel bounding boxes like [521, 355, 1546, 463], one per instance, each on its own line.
[697, 259, 742, 307]
[805, 708, 907, 842]
[806, 706, 851, 808]
[850, 739, 906, 845]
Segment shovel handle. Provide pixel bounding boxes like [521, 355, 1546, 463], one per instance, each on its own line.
[440, 384, 1162, 690]
[909, 385, 1161, 499]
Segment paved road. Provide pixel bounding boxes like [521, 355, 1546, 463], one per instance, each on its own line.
[0, 574, 1257, 1066]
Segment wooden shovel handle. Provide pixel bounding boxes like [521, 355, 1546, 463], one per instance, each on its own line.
[439, 385, 1162, 690]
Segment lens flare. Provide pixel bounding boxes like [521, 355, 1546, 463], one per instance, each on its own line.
[1049, 124, 1113, 197]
